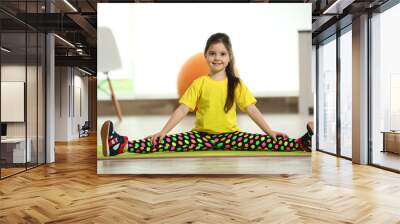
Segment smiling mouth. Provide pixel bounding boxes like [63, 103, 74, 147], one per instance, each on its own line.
[212, 62, 223, 66]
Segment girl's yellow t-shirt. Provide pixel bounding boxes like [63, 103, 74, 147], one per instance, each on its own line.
[179, 75, 257, 134]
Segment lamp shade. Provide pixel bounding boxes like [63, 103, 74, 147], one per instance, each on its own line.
[97, 27, 122, 73]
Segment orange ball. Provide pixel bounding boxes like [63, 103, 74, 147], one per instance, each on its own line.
[177, 53, 209, 97]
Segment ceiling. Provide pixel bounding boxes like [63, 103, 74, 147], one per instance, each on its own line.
[0, 0, 391, 74]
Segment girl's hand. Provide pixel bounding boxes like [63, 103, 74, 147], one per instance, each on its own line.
[267, 130, 289, 142]
[149, 131, 167, 145]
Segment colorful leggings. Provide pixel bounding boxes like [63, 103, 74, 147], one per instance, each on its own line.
[126, 131, 303, 154]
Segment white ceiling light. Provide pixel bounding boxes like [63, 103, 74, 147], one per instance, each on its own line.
[323, 0, 355, 15]
[63, 0, 78, 12]
[1, 47, 11, 53]
[78, 67, 93, 76]
[54, 34, 75, 48]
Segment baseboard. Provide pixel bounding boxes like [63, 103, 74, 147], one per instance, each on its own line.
[98, 97, 299, 115]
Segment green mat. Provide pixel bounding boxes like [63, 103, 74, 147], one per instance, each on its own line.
[97, 145, 311, 159]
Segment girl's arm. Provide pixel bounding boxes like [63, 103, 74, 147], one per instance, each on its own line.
[245, 104, 288, 141]
[150, 104, 190, 145]
[160, 104, 190, 134]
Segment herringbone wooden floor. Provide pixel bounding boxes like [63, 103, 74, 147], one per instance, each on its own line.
[1, 134, 400, 224]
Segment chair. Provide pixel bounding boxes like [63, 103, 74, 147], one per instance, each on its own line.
[78, 121, 90, 138]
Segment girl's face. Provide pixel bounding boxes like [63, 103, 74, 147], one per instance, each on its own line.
[205, 42, 231, 74]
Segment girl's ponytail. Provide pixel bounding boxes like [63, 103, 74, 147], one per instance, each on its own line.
[224, 60, 240, 113]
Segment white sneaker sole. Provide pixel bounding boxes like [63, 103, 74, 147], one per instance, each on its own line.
[101, 121, 111, 157]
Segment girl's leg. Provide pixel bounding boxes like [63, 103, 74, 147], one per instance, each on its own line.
[213, 131, 309, 152]
[127, 131, 213, 154]
[101, 121, 214, 156]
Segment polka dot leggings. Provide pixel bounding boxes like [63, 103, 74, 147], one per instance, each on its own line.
[127, 131, 305, 154]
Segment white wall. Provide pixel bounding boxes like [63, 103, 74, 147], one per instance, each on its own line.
[98, 3, 312, 100]
[55, 67, 89, 141]
[72, 73, 89, 138]
[55, 66, 69, 141]
[298, 31, 313, 116]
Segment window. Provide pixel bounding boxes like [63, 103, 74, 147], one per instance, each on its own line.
[317, 36, 337, 154]
[340, 28, 352, 158]
[371, 2, 400, 171]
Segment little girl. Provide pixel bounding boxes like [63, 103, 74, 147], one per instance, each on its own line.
[101, 33, 313, 156]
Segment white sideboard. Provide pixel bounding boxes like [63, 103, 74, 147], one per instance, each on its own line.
[1, 138, 32, 163]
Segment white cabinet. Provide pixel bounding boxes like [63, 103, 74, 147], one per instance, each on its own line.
[1, 138, 32, 163]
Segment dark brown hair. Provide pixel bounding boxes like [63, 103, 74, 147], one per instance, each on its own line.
[204, 33, 240, 113]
